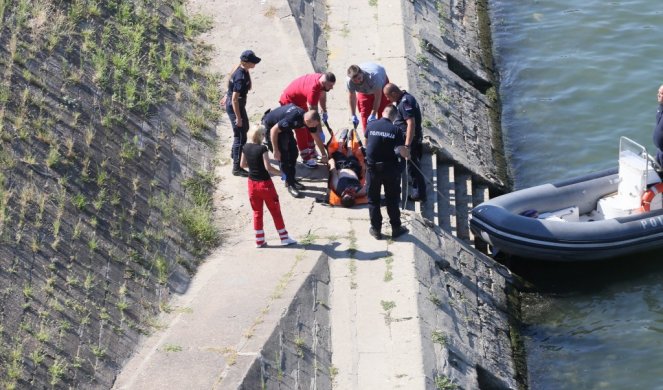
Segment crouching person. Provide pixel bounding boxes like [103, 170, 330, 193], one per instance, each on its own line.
[240, 125, 297, 247]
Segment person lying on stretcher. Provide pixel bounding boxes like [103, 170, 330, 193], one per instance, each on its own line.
[329, 135, 367, 207]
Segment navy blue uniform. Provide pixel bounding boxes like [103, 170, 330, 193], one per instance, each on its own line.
[653, 104, 663, 167]
[263, 104, 307, 186]
[365, 117, 406, 231]
[226, 66, 252, 170]
[394, 91, 426, 200]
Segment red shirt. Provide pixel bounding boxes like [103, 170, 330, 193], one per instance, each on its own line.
[279, 73, 323, 110]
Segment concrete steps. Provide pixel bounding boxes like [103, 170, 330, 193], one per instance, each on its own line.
[407, 150, 492, 253]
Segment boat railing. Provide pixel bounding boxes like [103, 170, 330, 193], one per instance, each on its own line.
[618, 137, 659, 199]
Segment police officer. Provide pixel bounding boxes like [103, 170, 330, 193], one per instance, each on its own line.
[652, 83, 663, 168]
[223, 49, 261, 177]
[365, 105, 410, 240]
[384, 83, 426, 202]
[263, 104, 321, 198]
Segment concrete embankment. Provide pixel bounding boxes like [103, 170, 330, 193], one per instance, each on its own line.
[412, 215, 524, 389]
[283, 0, 525, 388]
[238, 254, 331, 389]
[398, 0, 525, 386]
[114, 0, 525, 389]
[241, 0, 524, 387]
[402, 0, 510, 192]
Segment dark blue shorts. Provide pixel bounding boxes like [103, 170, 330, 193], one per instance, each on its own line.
[336, 176, 361, 195]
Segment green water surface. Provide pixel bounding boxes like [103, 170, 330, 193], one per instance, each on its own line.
[490, 1, 663, 388]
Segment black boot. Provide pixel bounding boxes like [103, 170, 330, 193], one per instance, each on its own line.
[232, 162, 249, 177]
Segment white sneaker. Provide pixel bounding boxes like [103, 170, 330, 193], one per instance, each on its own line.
[303, 159, 317, 168]
[281, 237, 297, 246]
[256, 242, 267, 248]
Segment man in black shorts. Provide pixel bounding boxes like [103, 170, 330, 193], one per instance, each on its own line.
[263, 104, 321, 198]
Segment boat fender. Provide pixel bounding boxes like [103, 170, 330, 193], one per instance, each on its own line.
[640, 183, 663, 212]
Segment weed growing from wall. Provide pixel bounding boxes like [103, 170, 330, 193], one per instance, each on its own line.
[0, 0, 222, 387]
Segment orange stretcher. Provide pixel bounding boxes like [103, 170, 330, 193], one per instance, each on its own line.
[325, 125, 368, 206]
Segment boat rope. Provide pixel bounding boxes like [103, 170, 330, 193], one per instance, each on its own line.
[402, 159, 409, 210]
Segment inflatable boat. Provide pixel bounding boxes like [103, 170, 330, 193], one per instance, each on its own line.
[470, 137, 663, 261]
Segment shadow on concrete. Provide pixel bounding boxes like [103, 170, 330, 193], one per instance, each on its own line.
[303, 241, 392, 262]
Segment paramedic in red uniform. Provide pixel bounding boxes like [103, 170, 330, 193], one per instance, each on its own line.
[279, 72, 334, 167]
[240, 125, 297, 248]
[346, 62, 390, 133]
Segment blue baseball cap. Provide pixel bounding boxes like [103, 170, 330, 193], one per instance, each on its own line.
[240, 50, 261, 64]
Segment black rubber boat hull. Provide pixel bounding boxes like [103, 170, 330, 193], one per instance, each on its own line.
[470, 168, 663, 261]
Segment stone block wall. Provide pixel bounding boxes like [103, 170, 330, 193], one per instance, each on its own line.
[411, 215, 525, 389]
[241, 254, 332, 390]
[401, 0, 510, 191]
[0, 3, 219, 388]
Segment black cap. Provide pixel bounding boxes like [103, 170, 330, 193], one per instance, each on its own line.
[240, 50, 261, 64]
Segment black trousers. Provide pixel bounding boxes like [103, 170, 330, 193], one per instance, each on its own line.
[366, 164, 401, 230]
[278, 133, 298, 186]
[408, 140, 426, 196]
[226, 99, 249, 169]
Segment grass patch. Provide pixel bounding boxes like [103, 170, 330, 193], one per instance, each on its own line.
[299, 231, 319, 245]
[380, 300, 396, 312]
[179, 204, 219, 254]
[179, 167, 219, 255]
[436, 0, 447, 35]
[383, 257, 393, 282]
[263, 5, 277, 18]
[222, 346, 238, 365]
[434, 375, 457, 389]
[428, 290, 443, 307]
[416, 53, 430, 69]
[154, 255, 169, 284]
[431, 330, 447, 345]
[49, 358, 67, 386]
[381, 300, 396, 326]
[294, 336, 306, 357]
[182, 170, 216, 207]
[329, 365, 339, 382]
[348, 259, 358, 289]
[163, 344, 182, 353]
[347, 228, 358, 256]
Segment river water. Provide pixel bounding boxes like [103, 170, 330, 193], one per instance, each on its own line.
[488, 1, 663, 389]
